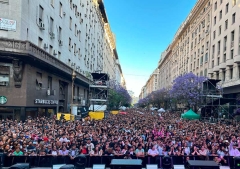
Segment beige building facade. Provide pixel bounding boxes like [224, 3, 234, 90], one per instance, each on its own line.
[0, 0, 125, 120]
[140, 0, 240, 101]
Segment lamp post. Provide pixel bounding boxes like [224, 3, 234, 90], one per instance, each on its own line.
[71, 70, 76, 114]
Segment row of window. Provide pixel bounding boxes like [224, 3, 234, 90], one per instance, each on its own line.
[214, 0, 237, 11]
[213, 12, 235, 26]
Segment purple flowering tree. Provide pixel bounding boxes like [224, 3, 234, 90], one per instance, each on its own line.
[170, 72, 206, 110]
[137, 88, 170, 108]
[108, 82, 132, 110]
[149, 88, 170, 108]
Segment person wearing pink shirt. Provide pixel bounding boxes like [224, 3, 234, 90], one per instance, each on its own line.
[229, 141, 240, 157]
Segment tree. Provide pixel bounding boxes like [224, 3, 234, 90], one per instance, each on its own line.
[107, 82, 132, 110]
[151, 88, 170, 108]
[169, 72, 206, 110]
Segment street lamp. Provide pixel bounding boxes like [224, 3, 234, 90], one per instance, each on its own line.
[71, 70, 77, 114]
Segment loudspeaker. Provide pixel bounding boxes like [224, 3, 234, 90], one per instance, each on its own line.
[146, 164, 158, 169]
[9, 163, 30, 169]
[162, 156, 173, 169]
[59, 164, 74, 169]
[234, 156, 240, 169]
[93, 164, 106, 169]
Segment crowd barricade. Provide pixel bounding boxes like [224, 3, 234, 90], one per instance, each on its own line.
[2, 155, 236, 168]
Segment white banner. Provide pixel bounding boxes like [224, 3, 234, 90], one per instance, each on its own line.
[0, 18, 17, 31]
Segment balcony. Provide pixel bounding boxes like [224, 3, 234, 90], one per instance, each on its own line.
[226, 59, 234, 66]
[208, 68, 213, 74]
[234, 55, 240, 63]
[219, 62, 226, 69]
[213, 65, 219, 72]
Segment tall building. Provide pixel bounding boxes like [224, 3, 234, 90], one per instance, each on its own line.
[0, 0, 125, 120]
[142, 0, 240, 105]
[139, 68, 159, 98]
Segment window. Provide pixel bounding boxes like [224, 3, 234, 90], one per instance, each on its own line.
[230, 49, 234, 59]
[51, 0, 54, 6]
[217, 57, 220, 65]
[204, 69, 207, 77]
[213, 31, 216, 39]
[69, 17, 72, 29]
[0, 66, 10, 86]
[212, 45, 215, 57]
[220, 0, 222, 4]
[224, 36, 227, 51]
[233, 0, 236, 6]
[69, 38, 71, 51]
[225, 3, 229, 14]
[75, 24, 77, 36]
[232, 13, 236, 24]
[79, 30, 81, 41]
[214, 16, 216, 25]
[36, 72, 42, 90]
[205, 53, 208, 62]
[59, 2, 63, 17]
[214, 2, 217, 10]
[231, 31, 235, 42]
[223, 53, 226, 62]
[74, 43, 76, 54]
[219, 10, 222, 20]
[58, 51, 61, 59]
[200, 56, 203, 65]
[38, 37, 43, 48]
[70, 0, 72, 9]
[48, 76, 52, 90]
[39, 5, 43, 23]
[50, 17, 54, 33]
[49, 45, 53, 55]
[212, 60, 214, 68]
[225, 20, 228, 30]
[206, 41, 209, 50]
[229, 68, 233, 79]
[222, 70, 226, 81]
[58, 27, 62, 40]
[218, 41, 221, 54]
[219, 26, 221, 35]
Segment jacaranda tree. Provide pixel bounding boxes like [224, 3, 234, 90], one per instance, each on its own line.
[170, 72, 206, 110]
[107, 82, 132, 110]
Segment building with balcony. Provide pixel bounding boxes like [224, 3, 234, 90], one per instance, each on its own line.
[0, 0, 125, 120]
[141, 0, 240, 112]
[139, 68, 159, 98]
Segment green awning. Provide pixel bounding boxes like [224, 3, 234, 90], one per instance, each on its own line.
[181, 109, 200, 120]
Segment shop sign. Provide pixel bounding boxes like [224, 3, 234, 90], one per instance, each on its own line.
[0, 96, 7, 105]
[34, 99, 58, 105]
[0, 18, 17, 31]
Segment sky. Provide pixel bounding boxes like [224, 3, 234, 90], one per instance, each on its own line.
[104, 0, 197, 97]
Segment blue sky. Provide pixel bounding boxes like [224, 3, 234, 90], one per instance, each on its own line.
[104, 0, 197, 97]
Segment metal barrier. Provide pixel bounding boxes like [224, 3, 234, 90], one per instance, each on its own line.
[2, 155, 235, 168]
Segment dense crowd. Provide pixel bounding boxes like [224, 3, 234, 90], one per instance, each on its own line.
[0, 109, 240, 165]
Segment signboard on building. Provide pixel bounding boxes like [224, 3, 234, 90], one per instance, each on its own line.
[34, 99, 58, 105]
[0, 96, 7, 104]
[0, 18, 17, 31]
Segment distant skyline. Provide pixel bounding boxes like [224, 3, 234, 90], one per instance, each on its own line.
[104, 0, 197, 96]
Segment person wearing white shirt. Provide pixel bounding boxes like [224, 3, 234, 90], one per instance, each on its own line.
[148, 146, 159, 157]
[59, 135, 69, 142]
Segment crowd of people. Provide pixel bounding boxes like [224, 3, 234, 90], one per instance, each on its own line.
[0, 109, 240, 166]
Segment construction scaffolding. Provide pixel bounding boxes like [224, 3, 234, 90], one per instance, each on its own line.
[200, 79, 236, 123]
[88, 73, 109, 118]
